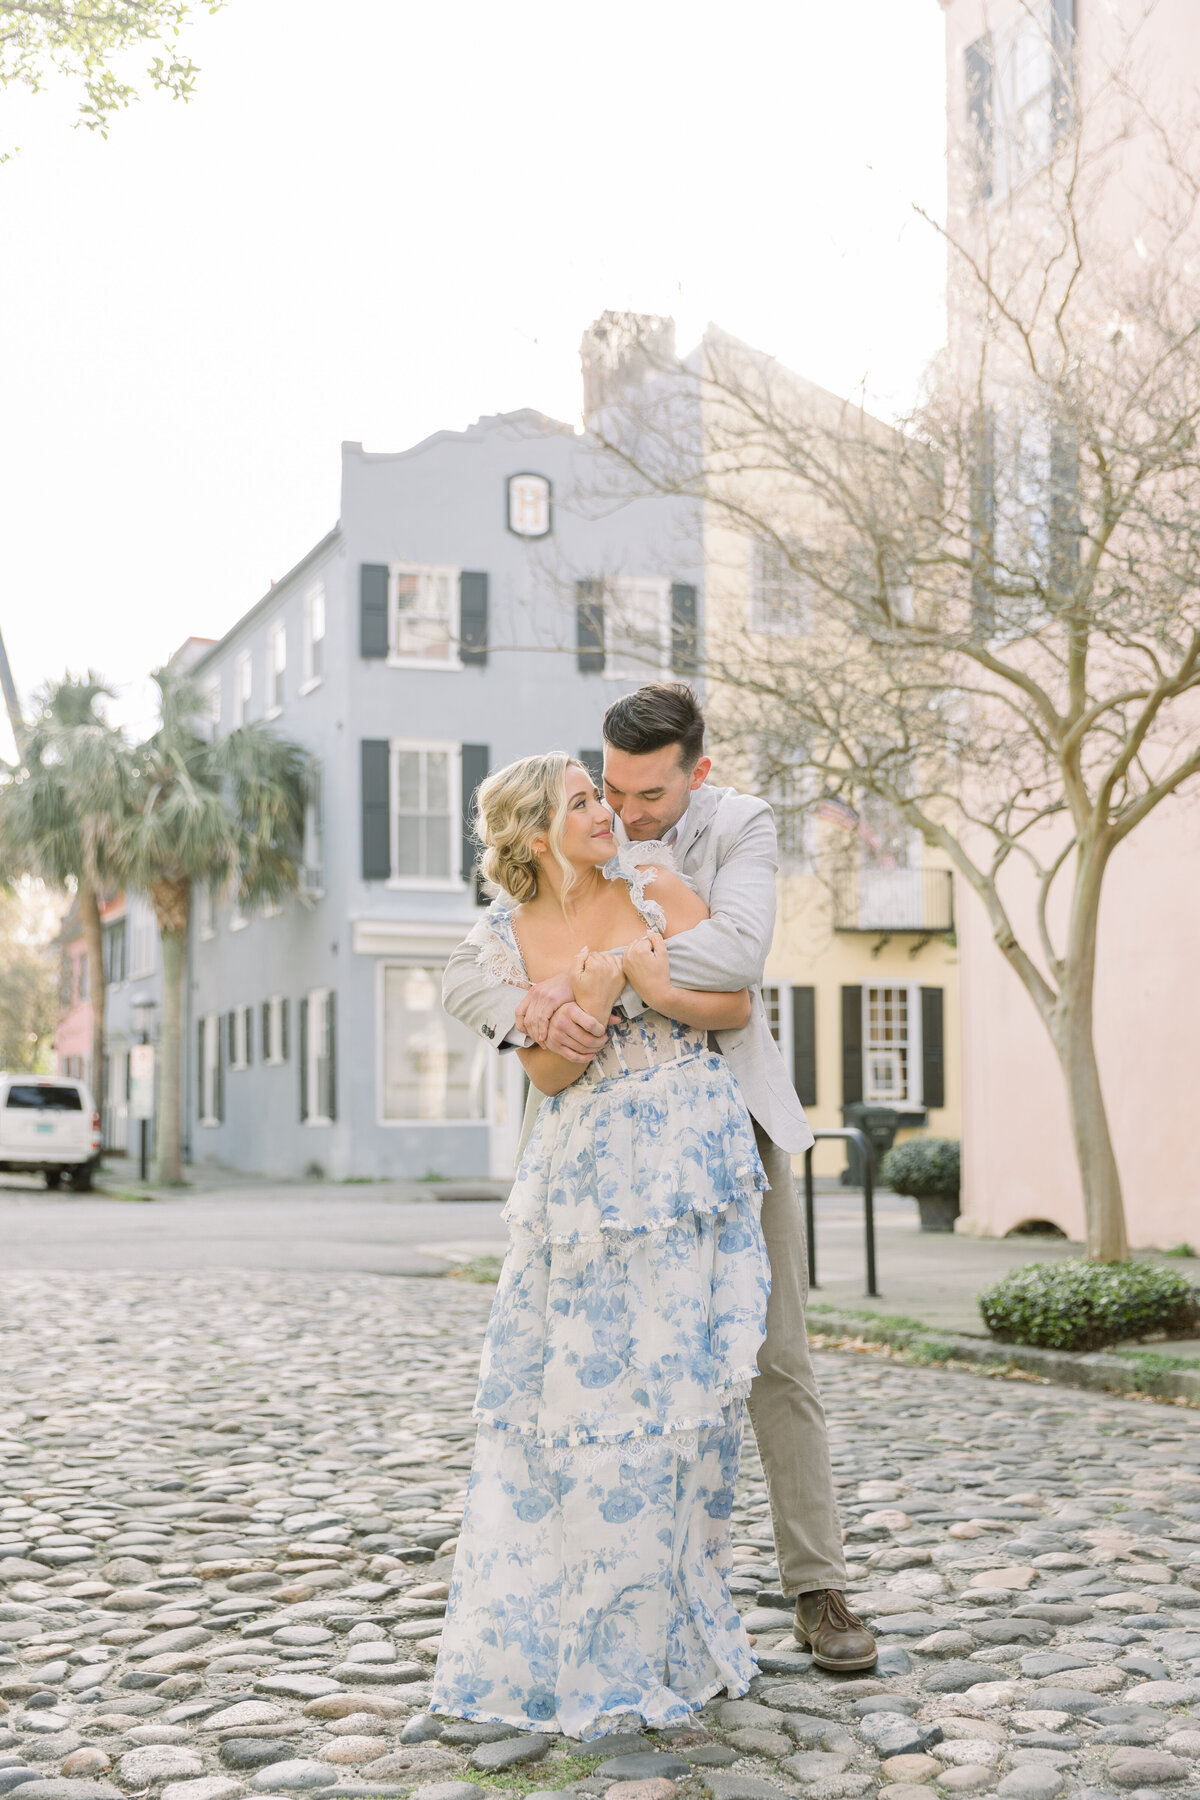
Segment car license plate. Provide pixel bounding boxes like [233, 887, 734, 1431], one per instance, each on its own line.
[36, 1122, 54, 1134]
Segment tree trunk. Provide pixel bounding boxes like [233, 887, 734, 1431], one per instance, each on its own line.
[148, 878, 190, 1187]
[78, 886, 106, 1125]
[1057, 844, 1128, 1262]
[154, 925, 186, 1185]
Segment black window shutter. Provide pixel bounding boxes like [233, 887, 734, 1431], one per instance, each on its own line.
[576, 579, 605, 673]
[281, 998, 289, 1064]
[1049, 415, 1079, 593]
[577, 748, 604, 789]
[1051, 0, 1075, 144]
[921, 987, 946, 1110]
[459, 572, 489, 667]
[461, 744, 489, 885]
[299, 997, 309, 1121]
[361, 740, 391, 879]
[791, 986, 817, 1108]
[327, 992, 338, 1123]
[216, 1021, 225, 1124]
[244, 1005, 253, 1066]
[670, 582, 698, 676]
[841, 985, 863, 1105]
[360, 564, 389, 659]
[965, 36, 993, 205]
[261, 1000, 270, 1061]
[197, 1020, 204, 1119]
[226, 1010, 235, 1065]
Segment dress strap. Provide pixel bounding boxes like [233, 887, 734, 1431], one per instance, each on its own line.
[600, 839, 682, 934]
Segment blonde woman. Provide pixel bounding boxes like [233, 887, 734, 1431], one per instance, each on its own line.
[429, 753, 771, 1742]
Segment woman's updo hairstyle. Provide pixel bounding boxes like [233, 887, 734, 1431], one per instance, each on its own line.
[475, 752, 588, 906]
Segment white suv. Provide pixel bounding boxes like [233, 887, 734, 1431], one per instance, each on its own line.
[0, 1074, 102, 1190]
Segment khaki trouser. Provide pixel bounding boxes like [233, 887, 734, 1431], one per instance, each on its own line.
[746, 1121, 847, 1597]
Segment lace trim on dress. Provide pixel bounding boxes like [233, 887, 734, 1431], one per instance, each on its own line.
[465, 905, 529, 992]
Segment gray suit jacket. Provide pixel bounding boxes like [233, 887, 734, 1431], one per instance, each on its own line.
[441, 781, 814, 1155]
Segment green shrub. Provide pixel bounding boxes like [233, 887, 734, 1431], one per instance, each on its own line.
[880, 1137, 960, 1198]
[979, 1259, 1200, 1352]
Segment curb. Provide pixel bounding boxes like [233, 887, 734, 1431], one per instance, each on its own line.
[805, 1306, 1200, 1404]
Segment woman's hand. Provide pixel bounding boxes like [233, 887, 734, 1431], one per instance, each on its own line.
[570, 947, 625, 1024]
[622, 932, 673, 1009]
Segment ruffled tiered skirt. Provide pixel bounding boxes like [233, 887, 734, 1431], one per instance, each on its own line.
[430, 1048, 771, 1741]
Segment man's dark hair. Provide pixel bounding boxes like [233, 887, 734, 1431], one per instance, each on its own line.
[602, 682, 706, 769]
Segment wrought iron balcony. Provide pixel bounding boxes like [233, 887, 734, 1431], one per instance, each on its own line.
[832, 866, 954, 936]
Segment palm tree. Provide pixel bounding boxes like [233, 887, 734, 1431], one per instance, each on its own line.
[0, 676, 131, 1116]
[123, 665, 308, 1184]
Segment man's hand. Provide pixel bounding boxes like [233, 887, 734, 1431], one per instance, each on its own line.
[622, 932, 673, 1010]
[514, 970, 576, 1046]
[543, 1001, 609, 1063]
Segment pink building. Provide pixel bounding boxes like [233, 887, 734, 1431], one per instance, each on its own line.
[54, 903, 92, 1088]
[940, 0, 1200, 1248]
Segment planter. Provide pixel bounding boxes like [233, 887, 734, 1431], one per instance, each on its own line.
[915, 1191, 961, 1233]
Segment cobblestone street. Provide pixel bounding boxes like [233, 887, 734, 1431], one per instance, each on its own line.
[4, 1272, 1200, 1800]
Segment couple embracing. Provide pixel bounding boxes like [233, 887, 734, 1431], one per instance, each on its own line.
[428, 683, 875, 1742]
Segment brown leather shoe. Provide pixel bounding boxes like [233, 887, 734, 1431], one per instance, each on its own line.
[793, 1589, 878, 1671]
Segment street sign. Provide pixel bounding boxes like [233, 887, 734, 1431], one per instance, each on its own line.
[129, 1043, 155, 1121]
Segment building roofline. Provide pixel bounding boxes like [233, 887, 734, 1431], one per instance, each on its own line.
[343, 407, 576, 467]
[190, 525, 341, 674]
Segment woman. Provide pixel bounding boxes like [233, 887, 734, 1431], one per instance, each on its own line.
[429, 754, 771, 1742]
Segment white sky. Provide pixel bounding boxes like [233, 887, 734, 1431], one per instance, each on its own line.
[0, 0, 948, 761]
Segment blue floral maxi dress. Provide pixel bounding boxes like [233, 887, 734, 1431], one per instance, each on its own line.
[429, 852, 771, 1741]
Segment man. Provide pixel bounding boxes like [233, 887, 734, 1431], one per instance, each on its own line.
[442, 682, 876, 1672]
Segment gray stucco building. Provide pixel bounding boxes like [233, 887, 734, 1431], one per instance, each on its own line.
[185, 400, 702, 1179]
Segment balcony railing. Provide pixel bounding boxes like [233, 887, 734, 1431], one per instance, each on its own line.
[832, 866, 954, 935]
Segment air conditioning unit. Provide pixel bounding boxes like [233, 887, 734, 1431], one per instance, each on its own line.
[299, 865, 325, 905]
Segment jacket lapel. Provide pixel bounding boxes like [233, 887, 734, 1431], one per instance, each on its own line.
[673, 783, 717, 867]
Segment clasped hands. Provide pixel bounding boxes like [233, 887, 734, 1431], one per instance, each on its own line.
[513, 933, 672, 1064]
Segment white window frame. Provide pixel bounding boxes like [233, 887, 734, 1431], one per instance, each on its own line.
[264, 995, 285, 1066]
[267, 621, 286, 718]
[233, 652, 252, 728]
[387, 563, 462, 672]
[304, 987, 334, 1127]
[604, 576, 672, 680]
[301, 583, 325, 694]
[862, 982, 924, 1111]
[375, 961, 489, 1128]
[759, 760, 819, 872]
[200, 1013, 219, 1126]
[229, 1004, 251, 1073]
[205, 678, 221, 738]
[387, 738, 462, 892]
[749, 538, 812, 637]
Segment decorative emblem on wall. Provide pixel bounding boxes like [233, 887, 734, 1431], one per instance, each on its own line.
[507, 472, 552, 539]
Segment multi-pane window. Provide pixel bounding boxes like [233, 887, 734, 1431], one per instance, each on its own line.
[303, 759, 324, 895]
[969, 2, 1068, 206]
[864, 985, 911, 1104]
[380, 966, 487, 1121]
[127, 895, 157, 978]
[304, 584, 326, 689]
[390, 565, 458, 666]
[200, 1013, 220, 1125]
[605, 577, 672, 678]
[234, 653, 251, 727]
[196, 884, 215, 940]
[390, 742, 457, 883]
[269, 621, 286, 714]
[102, 917, 127, 985]
[758, 759, 818, 870]
[303, 988, 335, 1124]
[228, 1004, 252, 1071]
[750, 538, 811, 636]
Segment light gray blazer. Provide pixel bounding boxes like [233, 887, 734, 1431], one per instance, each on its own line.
[441, 781, 815, 1156]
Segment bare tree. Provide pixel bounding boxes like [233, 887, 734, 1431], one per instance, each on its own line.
[584, 24, 1200, 1262]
